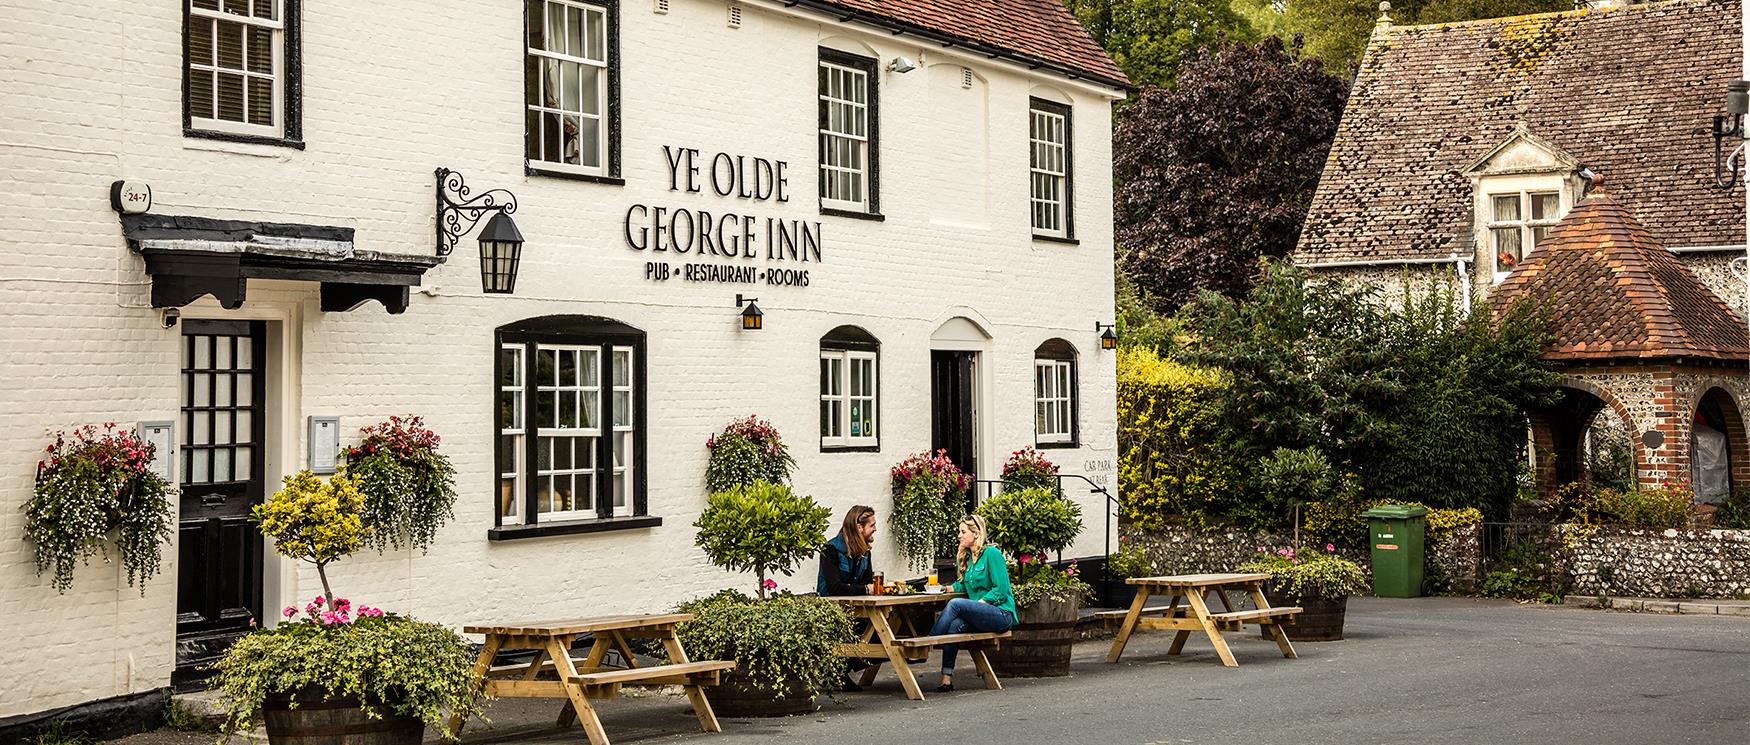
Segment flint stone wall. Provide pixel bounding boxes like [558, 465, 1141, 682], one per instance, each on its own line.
[1566, 527, 1750, 598]
[1121, 523, 1482, 592]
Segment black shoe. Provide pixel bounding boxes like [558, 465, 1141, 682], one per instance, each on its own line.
[935, 682, 955, 693]
[841, 675, 863, 692]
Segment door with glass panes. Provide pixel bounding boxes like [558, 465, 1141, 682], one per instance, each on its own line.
[174, 320, 266, 680]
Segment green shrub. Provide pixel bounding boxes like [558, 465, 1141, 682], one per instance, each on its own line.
[1716, 487, 1750, 529]
[1114, 346, 1241, 530]
[976, 486, 1082, 573]
[693, 481, 831, 599]
[1256, 446, 1334, 517]
[1478, 541, 1568, 603]
[1106, 540, 1153, 579]
[161, 699, 212, 733]
[888, 450, 970, 572]
[1237, 546, 1370, 599]
[674, 590, 853, 702]
[1010, 561, 1094, 607]
[704, 416, 796, 492]
[342, 415, 457, 554]
[1545, 482, 1693, 529]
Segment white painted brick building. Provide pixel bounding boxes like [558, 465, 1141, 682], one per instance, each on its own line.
[0, 0, 1127, 721]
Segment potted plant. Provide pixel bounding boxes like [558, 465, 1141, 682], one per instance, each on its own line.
[25, 423, 174, 593]
[1000, 446, 1061, 493]
[1237, 545, 1370, 641]
[975, 485, 1089, 677]
[1104, 536, 1154, 610]
[212, 470, 481, 743]
[889, 450, 971, 576]
[685, 479, 852, 716]
[343, 415, 458, 553]
[705, 415, 796, 492]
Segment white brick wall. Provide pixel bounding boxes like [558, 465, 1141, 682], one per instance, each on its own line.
[0, 0, 1120, 716]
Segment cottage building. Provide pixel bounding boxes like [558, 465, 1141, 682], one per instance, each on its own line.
[0, 0, 1127, 725]
[1293, 0, 1748, 497]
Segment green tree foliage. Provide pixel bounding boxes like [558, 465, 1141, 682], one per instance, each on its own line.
[1063, 0, 1256, 88]
[1180, 261, 1560, 524]
[693, 482, 832, 599]
[1115, 37, 1348, 312]
[674, 590, 853, 702]
[1115, 347, 1242, 530]
[976, 487, 1084, 562]
[1286, 0, 1574, 70]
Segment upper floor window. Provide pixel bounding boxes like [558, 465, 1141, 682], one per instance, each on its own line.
[185, 0, 300, 144]
[526, 0, 618, 178]
[1489, 190, 1560, 278]
[820, 325, 879, 450]
[1034, 339, 1078, 447]
[818, 49, 879, 215]
[1029, 98, 1073, 239]
[494, 316, 651, 538]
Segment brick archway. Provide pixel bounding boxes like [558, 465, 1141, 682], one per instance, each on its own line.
[1530, 379, 1643, 496]
[1691, 386, 1747, 501]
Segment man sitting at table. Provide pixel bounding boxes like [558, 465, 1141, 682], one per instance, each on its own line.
[818, 505, 878, 689]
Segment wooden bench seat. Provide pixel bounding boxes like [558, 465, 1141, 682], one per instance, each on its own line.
[1092, 606, 1186, 621]
[568, 661, 736, 698]
[1208, 607, 1302, 625]
[891, 631, 1010, 648]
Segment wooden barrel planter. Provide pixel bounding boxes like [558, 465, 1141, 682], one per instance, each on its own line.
[1264, 592, 1348, 642]
[702, 671, 817, 718]
[989, 595, 1080, 677]
[262, 690, 422, 745]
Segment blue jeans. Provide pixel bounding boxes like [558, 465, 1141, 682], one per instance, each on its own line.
[928, 598, 1015, 676]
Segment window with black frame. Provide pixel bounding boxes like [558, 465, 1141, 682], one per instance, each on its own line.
[1029, 97, 1073, 240]
[184, 0, 301, 145]
[524, 0, 620, 180]
[493, 316, 653, 539]
[1033, 338, 1078, 447]
[820, 325, 879, 451]
[818, 48, 880, 217]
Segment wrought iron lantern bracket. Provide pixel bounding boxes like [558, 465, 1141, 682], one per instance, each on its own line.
[436, 167, 518, 258]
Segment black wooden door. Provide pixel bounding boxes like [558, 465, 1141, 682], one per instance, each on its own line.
[175, 320, 266, 681]
[930, 350, 978, 479]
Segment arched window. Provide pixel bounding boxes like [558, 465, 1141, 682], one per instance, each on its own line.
[1034, 338, 1078, 447]
[492, 315, 654, 538]
[821, 325, 879, 451]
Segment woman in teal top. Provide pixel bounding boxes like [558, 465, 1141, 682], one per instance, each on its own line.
[927, 515, 1015, 692]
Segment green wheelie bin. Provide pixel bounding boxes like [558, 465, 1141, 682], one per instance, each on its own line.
[1362, 504, 1427, 598]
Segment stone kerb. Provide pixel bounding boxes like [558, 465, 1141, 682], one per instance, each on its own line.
[1565, 527, 1750, 599]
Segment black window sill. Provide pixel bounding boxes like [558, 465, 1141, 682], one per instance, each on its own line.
[526, 166, 626, 186]
[184, 128, 306, 150]
[1034, 440, 1080, 450]
[488, 514, 661, 541]
[820, 207, 886, 222]
[1032, 234, 1079, 246]
[821, 444, 881, 453]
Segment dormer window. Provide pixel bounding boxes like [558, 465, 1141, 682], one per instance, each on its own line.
[1489, 190, 1561, 278]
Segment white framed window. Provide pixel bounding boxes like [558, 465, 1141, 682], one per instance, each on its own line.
[1033, 339, 1078, 447]
[526, 0, 611, 176]
[1030, 98, 1073, 239]
[495, 318, 646, 533]
[818, 50, 878, 213]
[186, 0, 287, 138]
[820, 343, 878, 449]
[1489, 190, 1561, 279]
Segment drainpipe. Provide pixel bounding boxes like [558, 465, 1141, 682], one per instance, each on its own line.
[1455, 257, 1473, 318]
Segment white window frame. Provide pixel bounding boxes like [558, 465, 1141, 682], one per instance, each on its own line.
[609, 346, 634, 510]
[820, 349, 878, 448]
[1487, 189, 1562, 282]
[526, 0, 610, 177]
[531, 344, 601, 523]
[187, 0, 284, 137]
[1030, 101, 1071, 238]
[1034, 359, 1074, 444]
[818, 55, 873, 213]
[499, 344, 526, 524]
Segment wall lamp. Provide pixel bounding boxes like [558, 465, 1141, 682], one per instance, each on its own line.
[436, 167, 524, 294]
[1096, 322, 1118, 350]
[736, 294, 764, 330]
[1712, 80, 1749, 190]
[886, 56, 918, 74]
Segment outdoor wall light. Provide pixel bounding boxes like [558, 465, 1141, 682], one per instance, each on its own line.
[736, 294, 764, 330]
[436, 167, 524, 294]
[1711, 80, 1749, 190]
[886, 56, 918, 74]
[1096, 322, 1118, 350]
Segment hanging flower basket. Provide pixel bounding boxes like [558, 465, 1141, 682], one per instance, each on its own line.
[25, 423, 174, 593]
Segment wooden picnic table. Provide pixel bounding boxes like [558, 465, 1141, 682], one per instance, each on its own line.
[829, 592, 1009, 701]
[1101, 573, 1302, 668]
[450, 613, 734, 745]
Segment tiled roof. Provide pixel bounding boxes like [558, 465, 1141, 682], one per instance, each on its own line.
[1489, 190, 1749, 362]
[1296, 0, 1743, 264]
[806, 0, 1127, 86]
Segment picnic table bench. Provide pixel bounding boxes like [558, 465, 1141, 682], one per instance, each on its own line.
[830, 593, 1009, 700]
[452, 613, 734, 745]
[1102, 573, 1302, 668]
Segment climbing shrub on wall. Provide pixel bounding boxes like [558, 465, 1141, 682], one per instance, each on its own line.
[1115, 347, 1242, 530]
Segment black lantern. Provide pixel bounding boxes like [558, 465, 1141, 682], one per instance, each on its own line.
[1712, 80, 1750, 190]
[436, 167, 524, 293]
[736, 294, 764, 330]
[1096, 322, 1118, 350]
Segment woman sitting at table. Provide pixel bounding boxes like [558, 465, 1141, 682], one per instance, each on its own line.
[817, 505, 877, 596]
[929, 514, 1015, 692]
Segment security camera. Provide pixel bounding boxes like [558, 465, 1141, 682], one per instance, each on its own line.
[161, 308, 180, 329]
[886, 56, 918, 74]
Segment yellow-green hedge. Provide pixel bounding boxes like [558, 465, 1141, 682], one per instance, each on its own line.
[1116, 347, 1239, 531]
[1305, 493, 1481, 552]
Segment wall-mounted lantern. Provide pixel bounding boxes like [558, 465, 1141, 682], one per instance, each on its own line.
[436, 168, 524, 294]
[736, 294, 764, 330]
[1096, 322, 1118, 350]
[1711, 80, 1749, 190]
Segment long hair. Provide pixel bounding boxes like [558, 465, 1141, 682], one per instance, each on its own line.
[955, 515, 989, 575]
[840, 505, 876, 558]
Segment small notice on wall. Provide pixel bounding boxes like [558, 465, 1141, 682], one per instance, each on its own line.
[309, 417, 340, 474]
[137, 421, 175, 484]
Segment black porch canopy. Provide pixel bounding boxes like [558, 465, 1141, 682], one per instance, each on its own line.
[122, 214, 440, 314]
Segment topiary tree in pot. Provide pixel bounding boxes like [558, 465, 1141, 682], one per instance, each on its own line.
[974, 486, 1089, 677]
[686, 479, 852, 716]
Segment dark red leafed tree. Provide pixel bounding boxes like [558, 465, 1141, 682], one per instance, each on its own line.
[1115, 36, 1349, 313]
